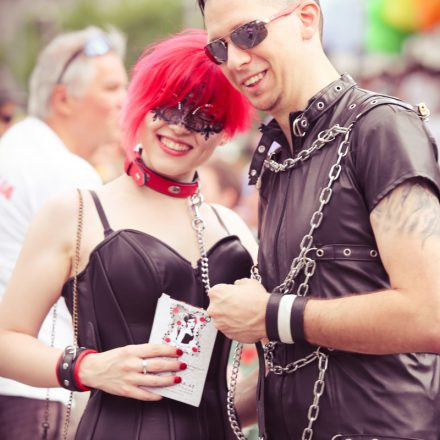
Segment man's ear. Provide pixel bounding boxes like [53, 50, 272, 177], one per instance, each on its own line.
[50, 84, 73, 116]
[298, 1, 321, 40]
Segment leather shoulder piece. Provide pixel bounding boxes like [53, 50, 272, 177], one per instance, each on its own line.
[348, 92, 415, 129]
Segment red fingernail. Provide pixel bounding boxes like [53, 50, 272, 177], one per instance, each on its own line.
[176, 349, 183, 356]
[174, 376, 182, 384]
[179, 362, 187, 370]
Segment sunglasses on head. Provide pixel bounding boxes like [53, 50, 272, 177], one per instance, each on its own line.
[152, 101, 224, 140]
[205, 2, 301, 65]
[56, 34, 113, 84]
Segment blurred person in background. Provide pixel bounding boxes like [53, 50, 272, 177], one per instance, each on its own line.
[198, 157, 242, 209]
[90, 141, 126, 183]
[0, 25, 127, 439]
[0, 29, 257, 440]
[198, 0, 440, 438]
[0, 89, 19, 138]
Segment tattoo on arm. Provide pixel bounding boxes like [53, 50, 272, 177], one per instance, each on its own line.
[371, 178, 440, 246]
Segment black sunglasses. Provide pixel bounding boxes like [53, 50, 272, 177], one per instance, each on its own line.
[152, 102, 224, 140]
[56, 35, 113, 84]
[205, 3, 301, 65]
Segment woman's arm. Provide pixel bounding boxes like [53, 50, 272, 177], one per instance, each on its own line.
[0, 193, 75, 386]
[0, 192, 184, 400]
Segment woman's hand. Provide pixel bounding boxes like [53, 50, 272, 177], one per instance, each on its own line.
[78, 343, 185, 401]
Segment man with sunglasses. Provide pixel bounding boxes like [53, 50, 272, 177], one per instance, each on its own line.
[0, 26, 127, 439]
[198, 1, 440, 439]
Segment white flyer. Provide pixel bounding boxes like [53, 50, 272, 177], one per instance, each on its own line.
[143, 293, 218, 407]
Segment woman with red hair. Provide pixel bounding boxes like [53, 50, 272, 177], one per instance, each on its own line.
[0, 30, 257, 439]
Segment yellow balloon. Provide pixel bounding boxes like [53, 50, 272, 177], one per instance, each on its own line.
[382, 0, 419, 32]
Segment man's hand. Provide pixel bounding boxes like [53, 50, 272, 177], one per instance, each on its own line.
[207, 278, 270, 343]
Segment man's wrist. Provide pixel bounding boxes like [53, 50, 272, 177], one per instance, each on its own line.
[265, 293, 283, 341]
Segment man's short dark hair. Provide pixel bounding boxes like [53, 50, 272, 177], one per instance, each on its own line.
[197, 0, 323, 40]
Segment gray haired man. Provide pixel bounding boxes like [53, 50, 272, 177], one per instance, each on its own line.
[0, 26, 127, 439]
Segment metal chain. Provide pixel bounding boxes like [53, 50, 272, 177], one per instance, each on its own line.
[225, 266, 263, 440]
[226, 124, 353, 440]
[188, 192, 211, 294]
[226, 342, 246, 440]
[61, 188, 84, 440]
[272, 125, 352, 296]
[264, 124, 349, 174]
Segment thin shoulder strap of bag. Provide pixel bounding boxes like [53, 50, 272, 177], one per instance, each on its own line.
[61, 189, 83, 440]
[89, 190, 113, 237]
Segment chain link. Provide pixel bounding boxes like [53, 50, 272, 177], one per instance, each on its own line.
[41, 303, 58, 439]
[188, 192, 211, 295]
[189, 193, 255, 439]
[227, 124, 353, 440]
[227, 342, 247, 440]
[264, 124, 349, 174]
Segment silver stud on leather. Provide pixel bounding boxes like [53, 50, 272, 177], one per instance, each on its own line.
[349, 103, 356, 110]
[343, 248, 351, 257]
[62, 362, 68, 370]
[64, 379, 70, 387]
[258, 145, 266, 154]
[316, 249, 324, 257]
[370, 250, 378, 257]
[370, 99, 378, 105]
[301, 119, 308, 127]
[168, 186, 181, 194]
[335, 85, 343, 92]
[317, 101, 325, 110]
[250, 169, 257, 177]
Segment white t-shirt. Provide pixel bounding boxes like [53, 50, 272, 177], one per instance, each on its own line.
[0, 116, 102, 403]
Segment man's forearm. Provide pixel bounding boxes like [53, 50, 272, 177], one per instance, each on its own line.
[304, 288, 440, 354]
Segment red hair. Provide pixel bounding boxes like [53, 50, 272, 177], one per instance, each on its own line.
[122, 29, 254, 150]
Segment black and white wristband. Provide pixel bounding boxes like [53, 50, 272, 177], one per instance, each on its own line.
[265, 293, 310, 343]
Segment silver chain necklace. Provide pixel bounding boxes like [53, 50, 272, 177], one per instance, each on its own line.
[188, 192, 211, 294]
[227, 123, 353, 440]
